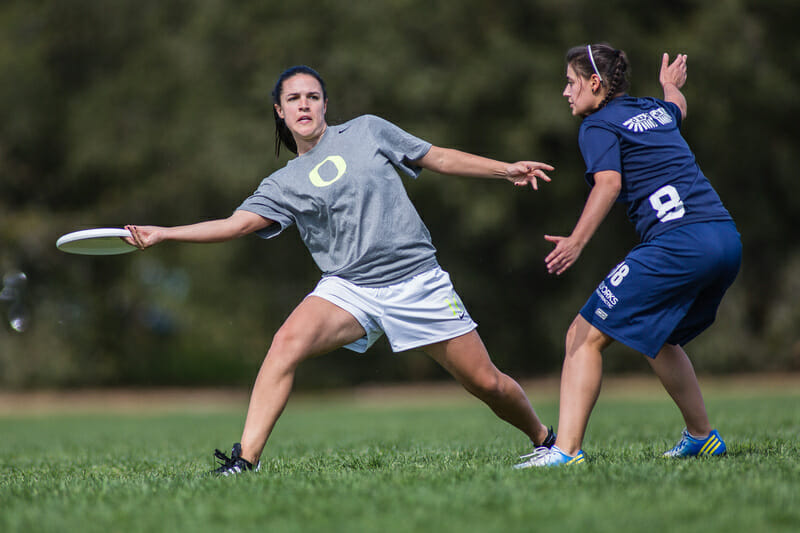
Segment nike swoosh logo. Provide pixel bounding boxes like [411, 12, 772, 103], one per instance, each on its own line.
[338, 126, 350, 134]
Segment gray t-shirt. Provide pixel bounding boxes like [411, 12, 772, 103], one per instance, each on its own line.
[238, 114, 439, 287]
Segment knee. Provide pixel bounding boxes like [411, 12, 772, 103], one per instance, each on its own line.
[464, 368, 505, 401]
[266, 325, 310, 371]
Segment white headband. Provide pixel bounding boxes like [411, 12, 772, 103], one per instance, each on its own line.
[587, 44, 603, 82]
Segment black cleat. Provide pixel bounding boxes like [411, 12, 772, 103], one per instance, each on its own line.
[211, 443, 260, 476]
[542, 426, 556, 448]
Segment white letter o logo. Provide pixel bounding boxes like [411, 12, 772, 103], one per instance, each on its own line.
[309, 156, 347, 187]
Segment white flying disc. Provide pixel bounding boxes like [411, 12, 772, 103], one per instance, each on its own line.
[56, 228, 137, 255]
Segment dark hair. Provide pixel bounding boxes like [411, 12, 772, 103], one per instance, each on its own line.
[271, 65, 328, 157]
[566, 44, 630, 112]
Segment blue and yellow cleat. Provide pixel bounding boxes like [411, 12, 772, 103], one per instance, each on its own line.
[663, 428, 727, 458]
[513, 445, 586, 468]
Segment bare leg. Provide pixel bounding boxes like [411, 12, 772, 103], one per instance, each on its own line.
[423, 329, 550, 446]
[554, 315, 614, 456]
[647, 343, 712, 438]
[238, 296, 366, 464]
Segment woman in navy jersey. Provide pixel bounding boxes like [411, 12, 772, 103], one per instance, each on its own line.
[516, 45, 741, 467]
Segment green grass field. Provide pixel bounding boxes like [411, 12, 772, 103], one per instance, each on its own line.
[1, 378, 799, 533]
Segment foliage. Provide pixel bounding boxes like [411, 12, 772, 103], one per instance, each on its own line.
[1, 0, 798, 386]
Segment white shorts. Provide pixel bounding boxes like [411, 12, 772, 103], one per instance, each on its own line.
[309, 266, 478, 353]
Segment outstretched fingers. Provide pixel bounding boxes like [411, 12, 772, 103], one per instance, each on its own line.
[508, 161, 554, 189]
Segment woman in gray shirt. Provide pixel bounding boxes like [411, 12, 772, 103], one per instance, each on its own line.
[126, 65, 555, 475]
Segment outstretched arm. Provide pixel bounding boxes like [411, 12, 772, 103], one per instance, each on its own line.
[414, 146, 554, 190]
[125, 209, 272, 250]
[660, 52, 688, 119]
[544, 170, 621, 275]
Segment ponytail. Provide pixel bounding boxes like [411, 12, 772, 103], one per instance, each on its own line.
[273, 108, 297, 157]
[598, 49, 629, 110]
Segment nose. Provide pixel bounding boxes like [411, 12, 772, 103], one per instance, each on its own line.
[562, 85, 570, 97]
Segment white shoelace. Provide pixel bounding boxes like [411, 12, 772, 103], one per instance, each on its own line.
[518, 446, 551, 461]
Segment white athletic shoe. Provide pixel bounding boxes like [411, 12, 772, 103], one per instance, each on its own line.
[513, 445, 586, 468]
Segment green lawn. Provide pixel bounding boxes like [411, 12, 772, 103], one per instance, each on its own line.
[1, 381, 798, 533]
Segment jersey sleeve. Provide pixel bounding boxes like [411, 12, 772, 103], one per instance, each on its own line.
[365, 115, 432, 179]
[236, 176, 295, 239]
[578, 123, 621, 185]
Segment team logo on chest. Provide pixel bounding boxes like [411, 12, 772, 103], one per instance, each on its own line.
[309, 155, 347, 187]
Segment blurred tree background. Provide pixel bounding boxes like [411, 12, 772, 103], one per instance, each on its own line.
[1, 0, 798, 389]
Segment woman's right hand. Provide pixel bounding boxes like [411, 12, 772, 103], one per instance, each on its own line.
[124, 225, 163, 250]
[505, 161, 554, 190]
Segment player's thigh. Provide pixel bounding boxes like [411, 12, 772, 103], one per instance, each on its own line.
[272, 295, 367, 359]
[422, 330, 500, 387]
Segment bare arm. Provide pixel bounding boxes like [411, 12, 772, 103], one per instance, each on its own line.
[660, 52, 688, 119]
[544, 170, 621, 275]
[124, 209, 272, 250]
[414, 146, 554, 190]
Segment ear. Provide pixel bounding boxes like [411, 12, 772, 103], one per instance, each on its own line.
[274, 103, 284, 119]
[590, 74, 603, 94]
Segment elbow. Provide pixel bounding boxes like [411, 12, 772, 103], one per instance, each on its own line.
[233, 223, 253, 239]
[228, 211, 268, 238]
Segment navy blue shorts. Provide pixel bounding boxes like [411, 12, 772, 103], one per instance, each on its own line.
[579, 221, 741, 358]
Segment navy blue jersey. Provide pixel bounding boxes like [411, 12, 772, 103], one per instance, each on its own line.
[578, 96, 733, 242]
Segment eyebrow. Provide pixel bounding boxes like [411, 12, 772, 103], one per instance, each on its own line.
[286, 90, 322, 98]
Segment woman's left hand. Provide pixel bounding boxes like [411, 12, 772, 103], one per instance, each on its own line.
[506, 161, 554, 190]
[660, 53, 687, 90]
[544, 234, 585, 275]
